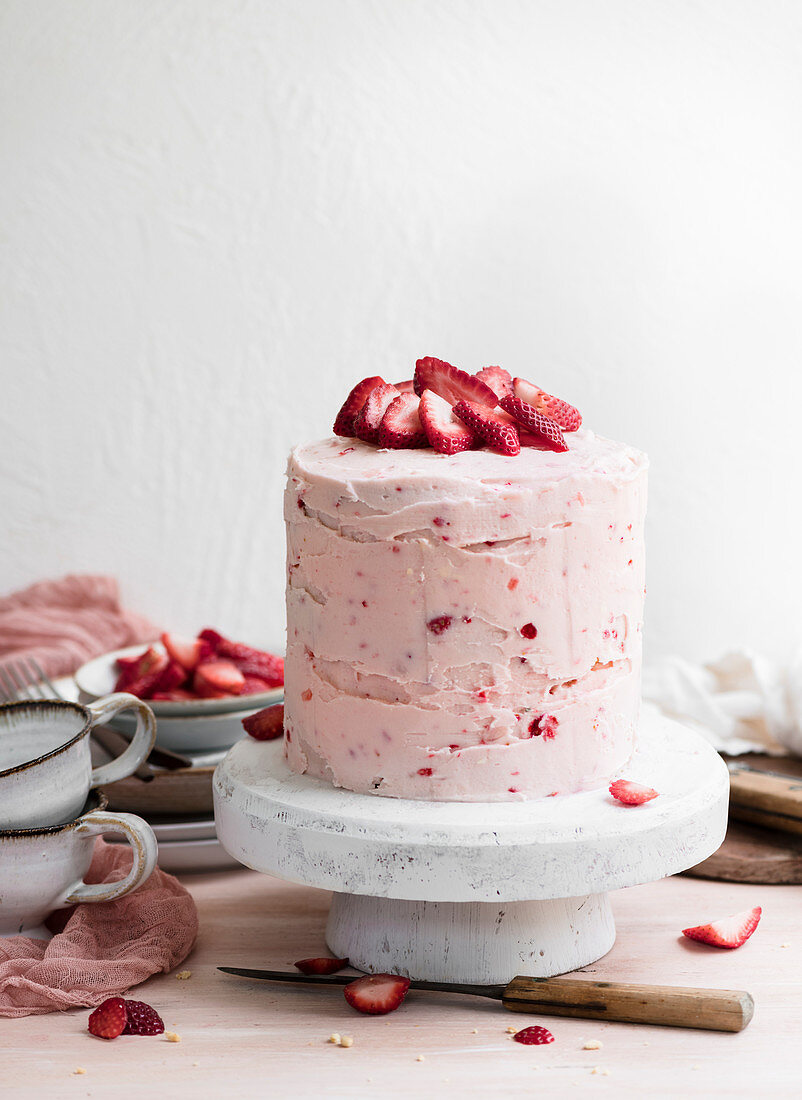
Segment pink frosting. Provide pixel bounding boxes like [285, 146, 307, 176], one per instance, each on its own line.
[284, 431, 648, 801]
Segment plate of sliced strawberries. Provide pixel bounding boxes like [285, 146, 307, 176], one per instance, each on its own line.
[75, 629, 284, 753]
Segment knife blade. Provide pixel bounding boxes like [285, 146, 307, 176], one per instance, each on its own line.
[218, 967, 753, 1032]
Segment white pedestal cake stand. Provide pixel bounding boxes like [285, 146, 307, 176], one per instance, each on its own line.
[214, 711, 728, 984]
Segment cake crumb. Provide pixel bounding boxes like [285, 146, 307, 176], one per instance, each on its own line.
[73, 1068, 86, 1076]
[591, 1067, 610, 1076]
[416, 1054, 425, 1062]
[192, 1062, 199, 1067]
[471, 1027, 479, 1034]
[780, 942, 791, 948]
[583, 1039, 603, 1050]
[340, 1036, 354, 1048]
[175, 970, 192, 980]
[165, 1031, 181, 1043]
[328, 1033, 341, 1045]
[506, 1025, 517, 1033]
[692, 1064, 701, 1070]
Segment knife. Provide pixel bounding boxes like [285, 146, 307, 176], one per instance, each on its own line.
[218, 967, 753, 1032]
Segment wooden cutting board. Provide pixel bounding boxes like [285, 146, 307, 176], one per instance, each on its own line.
[684, 753, 802, 884]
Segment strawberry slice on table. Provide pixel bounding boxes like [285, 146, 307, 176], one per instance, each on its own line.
[333, 376, 387, 437]
[122, 1000, 165, 1036]
[414, 356, 498, 408]
[353, 381, 401, 444]
[193, 659, 246, 698]
[295, 957, 350, 975]
[609, 779, 659, 805]
[88, 997, 128, 1040]
[161, 632, 211, 672]
[682, 906, 762, 949]
[419, 389, 476, 454]
[453, 399, 521, 456]
[499, 395, 569, 453]
[513, 1025, 555, 1045]
[343, 973, 411, 1015]
[475, 365, 514, 399]
[512, 377, 582, 432]
[242, 703, 284, 740]
[378, 392, 427, 449]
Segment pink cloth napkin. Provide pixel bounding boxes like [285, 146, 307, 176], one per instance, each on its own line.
[0, 839, 198, 1016]
[0, 575, 158, 679]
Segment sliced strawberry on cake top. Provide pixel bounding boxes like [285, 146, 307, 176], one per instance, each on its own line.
[512, 377, 582, 432]
[419, 389, 476, 454]
[453, 399, 520, 456]
[475, 365, 514, 399]
[414, 357, 498, 408]
[333, 376, 387, 437]
[500, 395, 569, 453]
[378, 392, 427, 449]
[353, 381, 400, 444]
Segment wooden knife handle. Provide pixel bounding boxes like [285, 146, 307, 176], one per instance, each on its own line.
[502, 977, 753, 1032]
[729, 767, 802, 835]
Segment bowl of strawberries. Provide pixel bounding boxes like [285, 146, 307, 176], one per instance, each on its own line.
[75, 628, 284, 753]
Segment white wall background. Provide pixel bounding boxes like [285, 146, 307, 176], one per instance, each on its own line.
[2, 0, 801, 662]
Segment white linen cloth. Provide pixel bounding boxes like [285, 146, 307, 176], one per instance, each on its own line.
[643, 650, 802, 757]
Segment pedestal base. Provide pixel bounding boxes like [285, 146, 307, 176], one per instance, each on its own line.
[326, 891, 615, 983]
[215, 711, 728, 982]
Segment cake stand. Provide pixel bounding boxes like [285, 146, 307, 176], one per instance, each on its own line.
[213, 710, 728, 983]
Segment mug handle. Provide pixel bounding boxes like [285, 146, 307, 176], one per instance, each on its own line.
[63, 810, 158, 905]
[87, 693, 157, 787]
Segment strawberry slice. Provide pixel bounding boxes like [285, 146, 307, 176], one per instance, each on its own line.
[475, 365, 513, 399]
[499, 395, 568, 453]
[295, 957, 350, 975]
[153, 660, 187, 694]
[419, 389, 475, 454]
[216, 639, 284, 687]
[88, 997, 128, 1040]
[193, 659, 246, 698]
[392, 379, 415, 393]
[378, 393, 427, 449]
[161, 632, 211, 672]
[242, 703, 284, 740]
[353, 381, 400, 444]
[609, 779, 659, 805]
[238, 675, 273, 695]
[513, 1025, 555, 1045]
[151, 688, 196, 701]
[115, 647, 169, 698]
[198, 627, 225, 650]
[333, 376, 387, 437]
[453, 399, 520, 456]
[512, 377, 582, 432]
[414, 357, 498, 408]
[682, 906, 762, 949]
[343, 973, 411, 1015]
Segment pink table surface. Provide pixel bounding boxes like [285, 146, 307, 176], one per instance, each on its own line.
[2, 868, 799, 1097]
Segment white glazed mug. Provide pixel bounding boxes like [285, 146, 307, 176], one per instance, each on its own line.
[0, 695, 156, 829]
[0, 790, 158, 939]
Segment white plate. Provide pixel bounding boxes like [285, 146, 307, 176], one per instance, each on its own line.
[107, 833, 239, 873]
[148, 817, 218, 843]
[75, 643, 284, 717]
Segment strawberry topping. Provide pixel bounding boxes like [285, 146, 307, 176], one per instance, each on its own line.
[333, 376, 387, 437]
[609, 779, 659, 805]
[414, 356, 498, 408]
[682, 906, 762, 949]
[475, 365, 514, 399]
[353, 381, 401, 444]
[499, 396, 568, 452]
[378, 392, 427, 449]
[513, 1025, 554, 1045]
[512, 377, 582, 432]
[453, 399, 520, 456]
[419, 389, 475, 454]
[343, 973, 411, 1015]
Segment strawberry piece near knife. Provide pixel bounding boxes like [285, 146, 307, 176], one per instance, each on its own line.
[343, 973, 411, 1015]
[295, 957, 350, 975]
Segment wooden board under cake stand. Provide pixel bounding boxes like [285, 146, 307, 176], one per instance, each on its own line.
[213, 713, 729, 984]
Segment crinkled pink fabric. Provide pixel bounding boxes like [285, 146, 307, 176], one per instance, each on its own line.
[0, 839, 198, 1016]
[0, 574, 157, 678]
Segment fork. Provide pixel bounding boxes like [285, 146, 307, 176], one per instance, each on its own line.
[0, 657, 189, 772]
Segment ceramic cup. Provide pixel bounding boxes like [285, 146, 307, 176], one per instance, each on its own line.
[0, 694, 156, 829]
[0, 790, 158, 938]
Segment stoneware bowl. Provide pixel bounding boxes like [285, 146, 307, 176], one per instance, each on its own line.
[0, 695, 156, 829]
[75, 644, 283, 753]
[0, 790, 158, 939]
